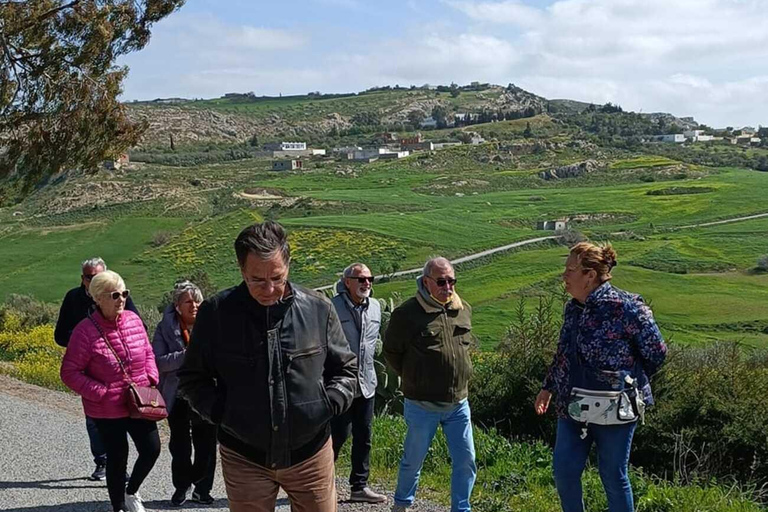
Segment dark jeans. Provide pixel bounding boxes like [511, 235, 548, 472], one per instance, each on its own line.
[94, 417, 161, 512]
[331, 395, 374, 491]
[85, 415, 107, 464]
[553, 418, 637, 512]
[167, 396, 218, 494]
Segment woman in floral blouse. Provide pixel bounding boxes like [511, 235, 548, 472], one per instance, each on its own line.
[534, 242, 667, 512]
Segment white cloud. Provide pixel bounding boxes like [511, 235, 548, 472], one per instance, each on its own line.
[121, 1, 768, 127]
[446, 0, 543, 27]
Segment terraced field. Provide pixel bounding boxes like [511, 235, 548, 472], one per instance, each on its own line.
[2, 120, 767, 348]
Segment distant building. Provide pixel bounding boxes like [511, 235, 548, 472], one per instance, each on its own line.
[420, 117, 438, 129]
[377, 132, 399, 143]
[537, 219, 569, 231]
[103, 153, 129, 170]
[264, 141, 307, 151]
[272, 159, 303, 171]
[750, 137, 762, 146]
[652, 134, 685, 143]
[332, 146, 362, 154]
[378, 150, 410, 160]
[470, 135, 486, 145]
[400, 133, 423, 145]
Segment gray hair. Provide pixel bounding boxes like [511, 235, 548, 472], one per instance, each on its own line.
[89, 270, 124, 299]
[343, 262, 369, 278]
[172, 281, 203, 306]
[422, 256, 453, 278]
[81, 257, 107, 272]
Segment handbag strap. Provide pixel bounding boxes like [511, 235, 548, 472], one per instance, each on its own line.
[87, 311, 131, 381]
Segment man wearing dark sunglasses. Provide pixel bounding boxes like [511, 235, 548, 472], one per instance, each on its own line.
[54, 257, 143, 483]
[330, 263, 386, 503]
[383, 257, 476, 512]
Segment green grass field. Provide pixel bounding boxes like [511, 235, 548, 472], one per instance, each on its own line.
[2, 141, 767, 347]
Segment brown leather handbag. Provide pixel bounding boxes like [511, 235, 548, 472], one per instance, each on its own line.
[88, 313, 168, 421]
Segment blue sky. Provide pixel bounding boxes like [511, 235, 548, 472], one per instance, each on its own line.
[119, 0, 768, 128]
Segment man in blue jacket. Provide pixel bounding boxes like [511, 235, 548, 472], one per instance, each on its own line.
[330, 263, 386, 503]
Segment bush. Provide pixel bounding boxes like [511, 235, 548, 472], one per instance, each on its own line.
[150, 230, 174, 247]
[0, 294, 58, 331]
[756, 255, 768, 272]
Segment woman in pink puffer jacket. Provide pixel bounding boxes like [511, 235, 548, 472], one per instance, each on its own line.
[61, 270, 161, 512]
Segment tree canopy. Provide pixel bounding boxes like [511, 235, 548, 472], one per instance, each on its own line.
[0, 0, 184, 198]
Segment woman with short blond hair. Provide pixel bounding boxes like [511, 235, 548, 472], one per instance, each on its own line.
[61, 270, 161, 512]
[534, 242, 667, 512]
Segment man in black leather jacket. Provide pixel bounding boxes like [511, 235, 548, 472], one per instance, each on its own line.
[178, 221, 357, 512]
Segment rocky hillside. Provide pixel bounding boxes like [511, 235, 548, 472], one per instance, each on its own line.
[126, 84, 547, 149]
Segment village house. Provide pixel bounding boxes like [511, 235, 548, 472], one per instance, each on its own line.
[652, 134, 686, 143]
[103, 153, 129, 170]
[272, 159, 303, 171]
[537, 219, 569, 231]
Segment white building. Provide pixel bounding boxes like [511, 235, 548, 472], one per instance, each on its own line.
[281, 142, 307, 151]
[653, 134, 685, 143]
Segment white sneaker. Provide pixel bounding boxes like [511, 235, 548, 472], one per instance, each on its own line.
[124, 492, 146, 512]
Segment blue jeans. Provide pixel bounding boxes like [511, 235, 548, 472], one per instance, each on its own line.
[86, 415, 107, 464]
[553, 418, 637, 512]
[394, 399, 477, 512]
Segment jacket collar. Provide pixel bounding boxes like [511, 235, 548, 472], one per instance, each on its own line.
[584, 281, 614, 307]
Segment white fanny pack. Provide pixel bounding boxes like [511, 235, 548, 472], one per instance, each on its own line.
[567, 375, 645, 439]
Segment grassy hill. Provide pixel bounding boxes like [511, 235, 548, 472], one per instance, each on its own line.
[2, 119, 768, 348]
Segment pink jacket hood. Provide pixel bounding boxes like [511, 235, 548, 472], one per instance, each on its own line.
[61, 309, 158, 419]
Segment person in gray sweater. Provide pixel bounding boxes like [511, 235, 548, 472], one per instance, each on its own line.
[153, 281, 216, 507]
[330, 263, 386, 504]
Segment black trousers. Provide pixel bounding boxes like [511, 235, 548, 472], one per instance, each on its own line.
[331, 395, 375, 491]
[94, 417, 161, 512]
[167, 396, 218, 494]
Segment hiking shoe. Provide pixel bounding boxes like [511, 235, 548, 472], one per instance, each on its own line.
[192, 490, 215, 504]
[124, 492, 146, 512]
[171, 486, 190, 506]
[89, 462, 106, 481]
[350, 487, 387, 503]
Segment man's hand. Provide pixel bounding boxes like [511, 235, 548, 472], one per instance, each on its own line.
[534, 390, 552, 415]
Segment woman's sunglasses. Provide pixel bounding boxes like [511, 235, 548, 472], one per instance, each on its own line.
[109, 290, 130, 300]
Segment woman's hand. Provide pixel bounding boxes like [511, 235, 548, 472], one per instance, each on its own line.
[534, 390, 552, 415]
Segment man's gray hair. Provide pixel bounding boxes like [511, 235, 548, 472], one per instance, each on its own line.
[81, 257, 106, 272]
[422, 256, 453, 278]
[343, 262, 369, 278]
[172, 280, 203, 306]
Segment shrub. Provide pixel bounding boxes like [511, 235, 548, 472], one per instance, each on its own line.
[150, 230, 174, 247]
[756, 255, 768, 272]
[0, 294, 58, 331]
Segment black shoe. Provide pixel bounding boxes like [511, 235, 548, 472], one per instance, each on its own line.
[89, 462, 106, 481]
[171, 487, 190, 506]
[192, 490, 214, 505]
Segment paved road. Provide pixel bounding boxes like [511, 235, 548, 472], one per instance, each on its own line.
[314, 210, 768, 292]
[0, 376, 410, 512]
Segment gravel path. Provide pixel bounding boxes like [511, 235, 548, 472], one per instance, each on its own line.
[0, 376, 445, 512]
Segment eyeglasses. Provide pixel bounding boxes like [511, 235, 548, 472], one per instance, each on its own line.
[109, 290, 130, 300]
[427, 276, 457, 287]
[352, 276, 374, 284]
[82, 274, 98, 281]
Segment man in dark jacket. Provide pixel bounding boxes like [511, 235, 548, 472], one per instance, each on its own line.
[178, 221, 357, 512]
[383, 257, 477, 512]
[330, 263, 386, 504]
[54, 257, 142, 482]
